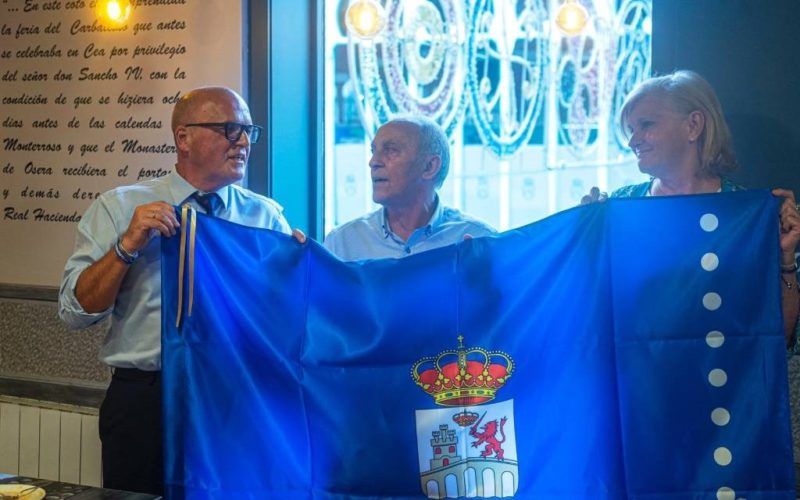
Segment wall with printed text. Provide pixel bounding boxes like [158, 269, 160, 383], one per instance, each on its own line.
[0, 0, 244, 289]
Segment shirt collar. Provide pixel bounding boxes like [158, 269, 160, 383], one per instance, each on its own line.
[168, 169, 231, 209]
[379, 194, 443, 239]
[645, 177, 727, 197]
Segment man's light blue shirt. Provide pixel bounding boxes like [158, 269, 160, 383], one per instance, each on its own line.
[324, 197, 496, 261]
[58, 172, 291, 370]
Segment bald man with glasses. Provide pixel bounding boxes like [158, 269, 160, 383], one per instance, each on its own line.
[58, 86, 294, 495]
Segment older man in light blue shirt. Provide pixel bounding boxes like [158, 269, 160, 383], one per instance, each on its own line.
[58, 87, 292, 495]
[324, 116, 494, 260]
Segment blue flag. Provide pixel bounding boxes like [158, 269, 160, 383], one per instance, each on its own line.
[162, 191, 794, 499]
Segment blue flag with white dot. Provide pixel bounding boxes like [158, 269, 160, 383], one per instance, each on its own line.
[608, 192, 792, 498]
[162, 190, 794, 499]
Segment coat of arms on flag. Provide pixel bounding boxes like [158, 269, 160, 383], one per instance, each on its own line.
[412, 336, 518, 498]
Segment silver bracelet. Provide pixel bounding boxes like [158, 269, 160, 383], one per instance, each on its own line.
[114, 238, 139, 265]
[781, 274, 800, 293]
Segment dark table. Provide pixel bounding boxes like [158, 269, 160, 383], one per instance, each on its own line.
[0, 476, 160, 499]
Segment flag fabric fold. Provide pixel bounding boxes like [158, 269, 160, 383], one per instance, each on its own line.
[162, 191, 794, 499]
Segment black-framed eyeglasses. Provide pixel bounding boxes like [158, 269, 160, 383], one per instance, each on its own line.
[184, 122, 263, 144]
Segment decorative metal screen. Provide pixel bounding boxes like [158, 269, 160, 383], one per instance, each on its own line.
[324, 0, 652, 233]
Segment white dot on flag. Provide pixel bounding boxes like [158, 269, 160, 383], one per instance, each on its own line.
[700, 213, 719, 232]
[706, 331, 725, 348]
[711, 408, 730, 426]
[708, 369, 727, 387]
[701, 253, 719, 271]
[714, 447, 732, 466]
[703, 292, 722, 310]
[716, 487, 735, 500]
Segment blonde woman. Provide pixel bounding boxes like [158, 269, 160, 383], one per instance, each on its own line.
[582, 70, 800, 349]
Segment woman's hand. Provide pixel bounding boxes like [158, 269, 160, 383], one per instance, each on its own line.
[772, 188, 800, 263]
[580, 187, 608, 205]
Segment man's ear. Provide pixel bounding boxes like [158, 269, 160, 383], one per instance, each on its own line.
[421, 155, 442, 181]
[174, 127, 190, 155]
[687, 110, 705, 143]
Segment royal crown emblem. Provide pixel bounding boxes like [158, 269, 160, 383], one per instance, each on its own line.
[411, 336, 514, 406]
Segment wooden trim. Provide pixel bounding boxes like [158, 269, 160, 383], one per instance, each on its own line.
[0, 284, 58, 302]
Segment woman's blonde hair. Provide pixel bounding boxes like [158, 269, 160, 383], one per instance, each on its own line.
[620, 70, 737, 175]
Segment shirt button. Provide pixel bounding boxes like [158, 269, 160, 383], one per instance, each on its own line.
[405, 247, 411, 254]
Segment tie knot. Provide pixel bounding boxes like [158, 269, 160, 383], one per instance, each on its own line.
[193, 192, 221, 216]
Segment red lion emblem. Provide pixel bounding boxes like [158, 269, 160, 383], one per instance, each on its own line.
[469, 412, 507, 460]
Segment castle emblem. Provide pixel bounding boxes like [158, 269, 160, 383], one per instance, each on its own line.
[411, 337, 518, 498]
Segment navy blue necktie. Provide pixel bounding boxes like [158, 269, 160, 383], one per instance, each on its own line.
[193, 192, 221, 217]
